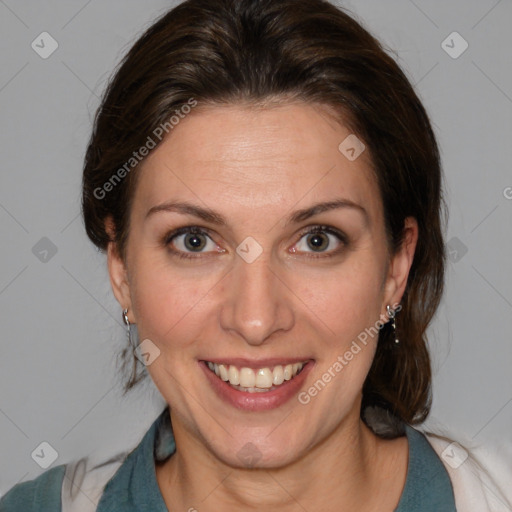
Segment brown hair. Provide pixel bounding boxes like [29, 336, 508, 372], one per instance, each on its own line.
[82, 0, 446, 424]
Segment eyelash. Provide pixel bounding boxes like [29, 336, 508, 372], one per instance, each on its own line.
[162, 225, 348, 261]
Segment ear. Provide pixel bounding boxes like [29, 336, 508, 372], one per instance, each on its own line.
[105, 216, 134, 323]
[381, 217, 418, 315]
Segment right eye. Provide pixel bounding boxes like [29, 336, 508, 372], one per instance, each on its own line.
[164, 226, 223, 260]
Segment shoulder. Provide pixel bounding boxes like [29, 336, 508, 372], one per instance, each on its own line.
[0, 451, 128, 512]
[60, 451, 128, 511]
[1, 409, 168, 512]
[422, 428, 512, 512]
[0, 464, 66, 511]
[363, 406, 512, 511]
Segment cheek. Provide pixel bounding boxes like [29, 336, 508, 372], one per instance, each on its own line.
[295, 259, 385, 417]
[129, 255, 213, 349]
[294, 255, 385, 344]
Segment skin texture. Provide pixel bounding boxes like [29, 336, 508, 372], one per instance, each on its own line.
[106, 103, 418, 511]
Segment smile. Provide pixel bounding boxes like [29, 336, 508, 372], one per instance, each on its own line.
[206, 361, 307, 392]
[200, 358, 314, 411]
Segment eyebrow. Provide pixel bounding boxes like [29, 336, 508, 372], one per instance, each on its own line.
[145, 198, 368, 227]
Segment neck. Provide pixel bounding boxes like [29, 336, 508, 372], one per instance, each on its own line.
[156, 407, 399, 512]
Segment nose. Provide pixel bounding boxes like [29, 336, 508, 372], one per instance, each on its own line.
[219, 252, 295, 346]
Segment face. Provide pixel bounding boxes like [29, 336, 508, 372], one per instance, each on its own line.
[108, 102, 417, 469]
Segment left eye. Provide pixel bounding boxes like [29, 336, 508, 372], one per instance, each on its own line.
[294, 227, 344, 254]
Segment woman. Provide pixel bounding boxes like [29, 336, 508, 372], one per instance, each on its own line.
[1, 0, 510, 510]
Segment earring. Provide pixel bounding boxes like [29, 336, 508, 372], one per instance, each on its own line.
[122, 307, 139, 387]
[122, 308, 133, 346]
[386, 305, 400, 345]
[122, 308, 129, 327]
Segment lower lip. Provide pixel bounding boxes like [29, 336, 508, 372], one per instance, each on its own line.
[199, 360, 314, 411]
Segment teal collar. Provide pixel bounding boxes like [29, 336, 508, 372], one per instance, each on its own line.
[395, 424, 456, 511]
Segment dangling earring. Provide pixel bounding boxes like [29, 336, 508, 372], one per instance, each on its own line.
[122, 307, 130, 334]
[386, 304, 400, 345]
[123, 307, 139, 385]
[123, 308, 135, 348]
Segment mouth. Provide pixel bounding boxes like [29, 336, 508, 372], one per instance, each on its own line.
[205, 360, 307, 392]
[199, 358, 314, 411]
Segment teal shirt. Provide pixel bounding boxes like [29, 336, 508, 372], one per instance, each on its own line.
[0, 407, 456, 511]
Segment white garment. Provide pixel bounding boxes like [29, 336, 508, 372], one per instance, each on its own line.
[423, 430, 512, 512]
[61, 453, 125, 511]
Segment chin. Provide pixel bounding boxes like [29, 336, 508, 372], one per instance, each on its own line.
[203, 424, 310, 470]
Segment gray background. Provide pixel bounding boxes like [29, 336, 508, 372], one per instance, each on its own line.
[1, 0, 511, 495]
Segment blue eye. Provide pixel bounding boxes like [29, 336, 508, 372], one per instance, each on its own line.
[164, 226, 218, 260]
[293, 226, 347, 258]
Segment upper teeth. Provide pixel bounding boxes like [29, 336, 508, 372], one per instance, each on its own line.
[207, 362, 306, 389]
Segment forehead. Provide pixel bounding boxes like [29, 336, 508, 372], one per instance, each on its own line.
[133, 103, 381, 223]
